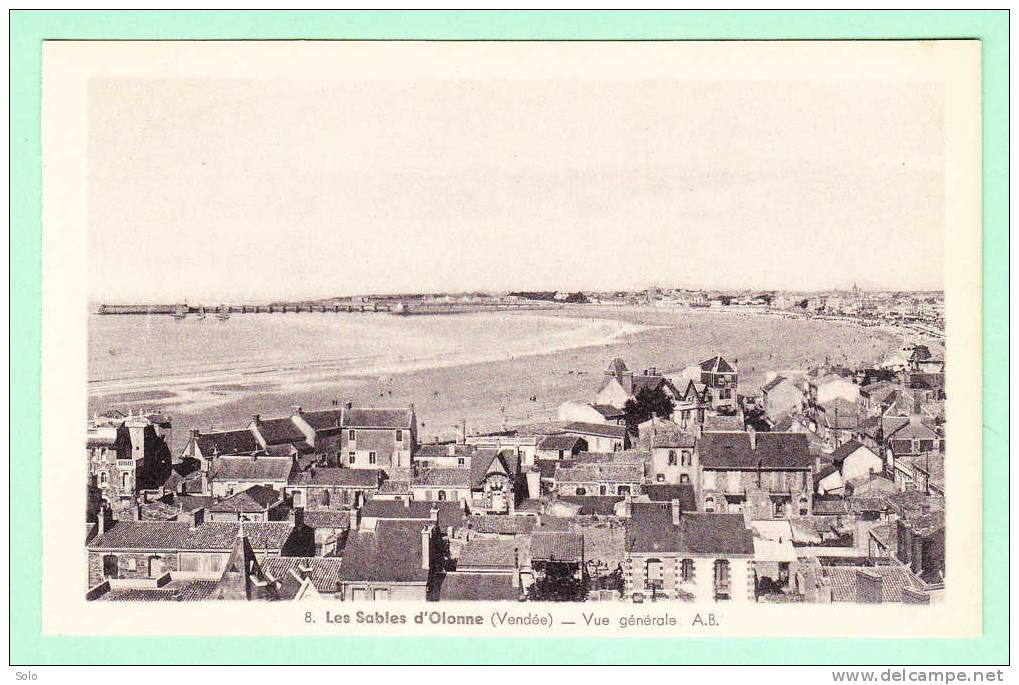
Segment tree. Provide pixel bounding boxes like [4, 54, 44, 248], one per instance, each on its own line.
[623, 386, 676, 430]
[526, 562, 589, 602]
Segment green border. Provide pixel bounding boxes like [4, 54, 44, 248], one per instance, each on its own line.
[9, 10, 1008, 665]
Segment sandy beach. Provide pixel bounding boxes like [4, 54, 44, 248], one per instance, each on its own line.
[88, 305, 909, 454]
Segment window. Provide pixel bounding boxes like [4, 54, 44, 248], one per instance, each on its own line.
[681, 451, 693, 467]
[656, 474, 665, 483]
[668, 450, 678, 466]
[368, 451, 377, 465]
[457, 457, 465, 467]
[348, 430, 356, 441]
[373, 588, 390, 601]
[559, 450, 565, 459]
[599, 485, 607, 496]
[617, 485, 631, 496]
[395, 430, 403, 442]
[121, 472, 131, 489]
[713, 560, 731, 600]
[705, 496, 716, 513]
[438, 490, 447, 501]
[681, 559, 695, 583]
[322, 489, 331, 506]
[99, 472, 108, 486]
[774, 500, 786, 518]
[798, 497, 809, 516]
[349, 455, 356, 465]
[576, 487, 587, 496]
[125, 557, 137, 572]
[680, 474, 690, 484]
[645, 559, 663, 591]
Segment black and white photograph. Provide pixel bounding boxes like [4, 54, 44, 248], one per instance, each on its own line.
[38, 38, 982, 636]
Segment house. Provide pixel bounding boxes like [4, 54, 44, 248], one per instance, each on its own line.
[830, 440, 884, 482]
[301, 509, 351, 556]
[286, 466, 380, 510]
[814, 464, 844, 496]
[87, 411, 173, 519]
[642, 484, 698, 513]
[289, 406, 345, 457]
[807, 374, 860, 414]
[465, 425, 561, 470]
[208, 532, 280, 601]
[339, 403, 417, 471]
[673, 380, 710, 428]
[411, 468, 473, 503]
[535, 434, 588, 461]
[248, 414, 312, 453]
[760, 376, 802, 425]
[448, 536, 532, 595]
[530, 531, 585, 580]
[697, 432, 813, 518]
[86, 516, 302, 588]
[413, 442, 476, 469]
[595, 359, 681, 415]
[207, 455, 294, 499]
[894, 452, 945, 497]
[623, 503, 755, 602]
[207, 485, 286, 522]
[646, 427, 697, 486]
[556, 464, 643, 498]
[438, 572, 522, 601]
[562, 421, 630, 452]
[337, 520, 435, 601]
[698, 355, 738, 413]
[470, 449, 520, 513]
[557, 401, 625, 425]
[815, 398, 860, 449]
[356, 499, 466, 533]
[820, 564, 927, 603]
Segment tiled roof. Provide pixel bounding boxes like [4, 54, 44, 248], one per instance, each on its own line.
[627, 509, 754, 556]
[463, 514, 537, 535]
[700, 355, 735, 373]
[253, 417, 308, 446]
[439, 572, 521, 601]
[605, 358, 629, 375]
[812, 497, 850, 516]
[530, 531, 584, 563]
[208, 485, 282, 513]
[825, 565, 922, 602]
[702, 415, 743, 431]
[458, 537, 530, 570]
[537, 434, 586, 451]
[195, 429, 259, 457]
[341, 407, 413, 429]
[302, 509, 351, 529]
[412, 468, 472, 488]
[698, 432, 811, 469]
[563, 421, 628, 439]
[298, 409, 344, 430]
[572, 450, 648, 464]
[376, 480, 411, 495]
[651, 431, 695, 449]
[262, 556, 343, 594]
[470, 449, 518, 488]
[288, 467, 380, 488]
[831, 439, 866, 463]
[87, 520, 294, 552]
[590, 404, 625, 419]
[359, 499, 465, 530]
[643, 484, 697, 512]
[338, 521, 430, 583]
[209, 456, 293, 483]
[696, 432, 753, 468]
[868, 523, 898, 555]
[414, 443, 477, 459]
[761, 375, 788, 393]
[556, 464, 642, 484]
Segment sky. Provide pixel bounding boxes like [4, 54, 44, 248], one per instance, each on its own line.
[88, 76, 945, 303]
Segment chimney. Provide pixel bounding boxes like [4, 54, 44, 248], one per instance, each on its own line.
[748, 425, 757, 450]
[855, 569, 883, 603]
[190, 507, 205, 529]
[670, 498, 681, 525]
[344, 401, 353, 411]
[430, 505, 440, 521]
[291, 405, 303, 415]
[420, 525, 432, 570]
[251, 414, 260, 424]
[190, 428, 200, 439]
[331, 398, 339, 407]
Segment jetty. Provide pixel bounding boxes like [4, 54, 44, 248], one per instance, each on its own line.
[96, 300, 565, 317]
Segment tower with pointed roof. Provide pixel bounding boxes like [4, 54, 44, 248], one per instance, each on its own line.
[210, 529, 278, 601]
